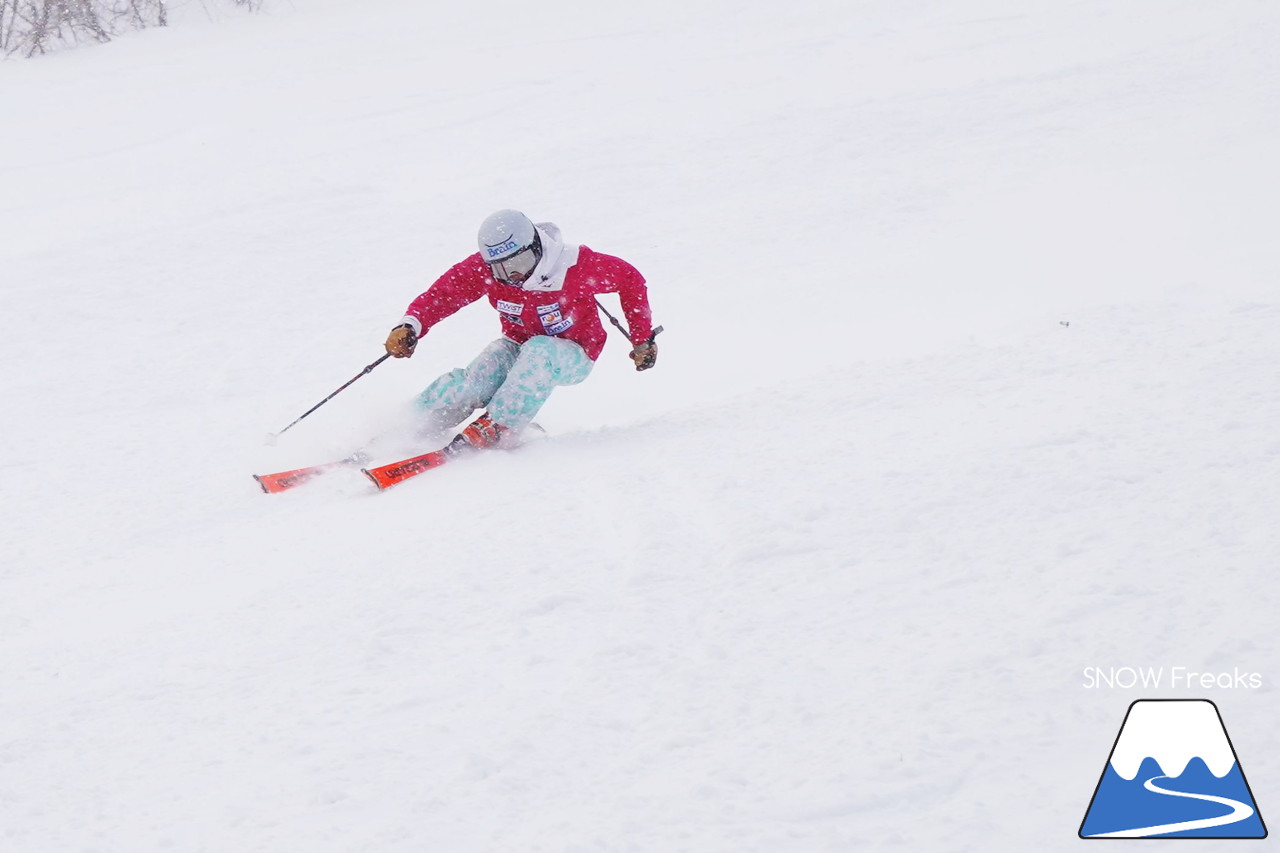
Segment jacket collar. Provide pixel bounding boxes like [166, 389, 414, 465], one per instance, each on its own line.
[518, 222, 580, 292]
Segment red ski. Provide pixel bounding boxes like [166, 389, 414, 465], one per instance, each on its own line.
[362, 438, 469, 490]
[259, 419, 538, 494]
[253, 453, 368, 494]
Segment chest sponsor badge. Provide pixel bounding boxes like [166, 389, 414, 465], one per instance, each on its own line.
[537, 301, 573, 335]
[496, 299, 524, 325]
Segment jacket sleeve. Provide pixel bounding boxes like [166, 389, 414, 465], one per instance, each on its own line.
[400, 255, 489, 336]
[584, 249, 654, 345]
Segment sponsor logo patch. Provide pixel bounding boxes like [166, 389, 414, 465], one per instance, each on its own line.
[496, 300, 523, 315]
[535, 300, 573, 334]
[485, 240, 520, 259]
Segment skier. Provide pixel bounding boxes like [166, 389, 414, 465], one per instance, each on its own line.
[383, 209, 658, 450]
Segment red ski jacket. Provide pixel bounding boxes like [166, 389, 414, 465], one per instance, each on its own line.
[401, 245, 652, 362]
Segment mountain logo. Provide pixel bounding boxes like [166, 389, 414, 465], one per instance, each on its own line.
[1080, 699, 1267, 838]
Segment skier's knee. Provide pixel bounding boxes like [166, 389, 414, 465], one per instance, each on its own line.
[519, 336, 558, 364]
[519, 336, 581, 380]
[519, 336, 591, 386]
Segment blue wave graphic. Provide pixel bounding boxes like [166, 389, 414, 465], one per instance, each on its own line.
[1081, 757, 1265, 838]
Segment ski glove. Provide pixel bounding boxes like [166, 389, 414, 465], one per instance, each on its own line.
[385, 324, 418, 358]
[630, 340, 657, 371]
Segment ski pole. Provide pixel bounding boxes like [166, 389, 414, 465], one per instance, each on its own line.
[267, 353, 391, 444]
[594, 298, 663, 346]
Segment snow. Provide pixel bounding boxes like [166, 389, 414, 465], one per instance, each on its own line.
[2, 1, 1279, 850]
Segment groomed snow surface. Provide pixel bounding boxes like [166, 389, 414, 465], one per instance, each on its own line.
[2, 1, 1278, 850]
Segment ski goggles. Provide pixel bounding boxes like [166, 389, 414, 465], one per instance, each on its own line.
[487, 244, 540, 284]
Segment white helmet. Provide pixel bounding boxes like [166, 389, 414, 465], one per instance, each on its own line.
[477, 209, 543, 284]
[478, 209, 537, 261]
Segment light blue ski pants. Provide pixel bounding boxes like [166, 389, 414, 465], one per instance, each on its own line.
[414, 336, 593, 435]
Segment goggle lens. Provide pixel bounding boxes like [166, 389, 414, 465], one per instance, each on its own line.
[488, 246, 539, 283]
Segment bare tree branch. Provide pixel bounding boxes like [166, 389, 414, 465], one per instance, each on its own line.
[3, 0, 256, 59]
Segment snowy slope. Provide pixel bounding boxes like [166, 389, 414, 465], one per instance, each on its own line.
[2, 1, 1278, 851]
